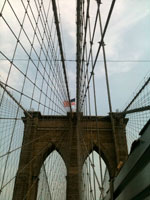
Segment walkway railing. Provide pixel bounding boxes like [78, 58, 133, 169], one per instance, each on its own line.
[122, 72, 150, 150]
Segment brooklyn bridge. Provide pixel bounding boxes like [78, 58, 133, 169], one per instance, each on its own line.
[0, 0, 150, 199]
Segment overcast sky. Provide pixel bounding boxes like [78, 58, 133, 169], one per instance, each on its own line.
[57, 0, 150, 114]
[0, 2, 149, 198]
[0, 0, 150, 115]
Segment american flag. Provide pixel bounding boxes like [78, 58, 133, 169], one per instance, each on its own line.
[63, 98, 75, 107]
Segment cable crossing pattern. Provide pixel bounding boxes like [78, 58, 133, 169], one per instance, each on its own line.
[0, 0, 149, 200]
[0, 0, 69, 199]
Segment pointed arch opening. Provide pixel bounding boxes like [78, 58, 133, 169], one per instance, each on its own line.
[37, 150, 67, 200]
[82, 150, 110, 200]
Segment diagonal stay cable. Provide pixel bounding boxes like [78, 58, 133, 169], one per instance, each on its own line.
[0, 81, 66, 115]
[97, 1, 113, 114]
[123, 77, 150, 112]
[51, 0, 72, 113]
[0, 82, 32, 118]
[0, 126, 68, 192]
[80, 0, 117, 109]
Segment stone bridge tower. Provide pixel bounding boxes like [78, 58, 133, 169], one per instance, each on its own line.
[12, 112, 128, 200]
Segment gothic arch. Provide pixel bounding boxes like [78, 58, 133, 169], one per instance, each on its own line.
[81, 142, 116, 178]
[37, 150, 67, 200]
